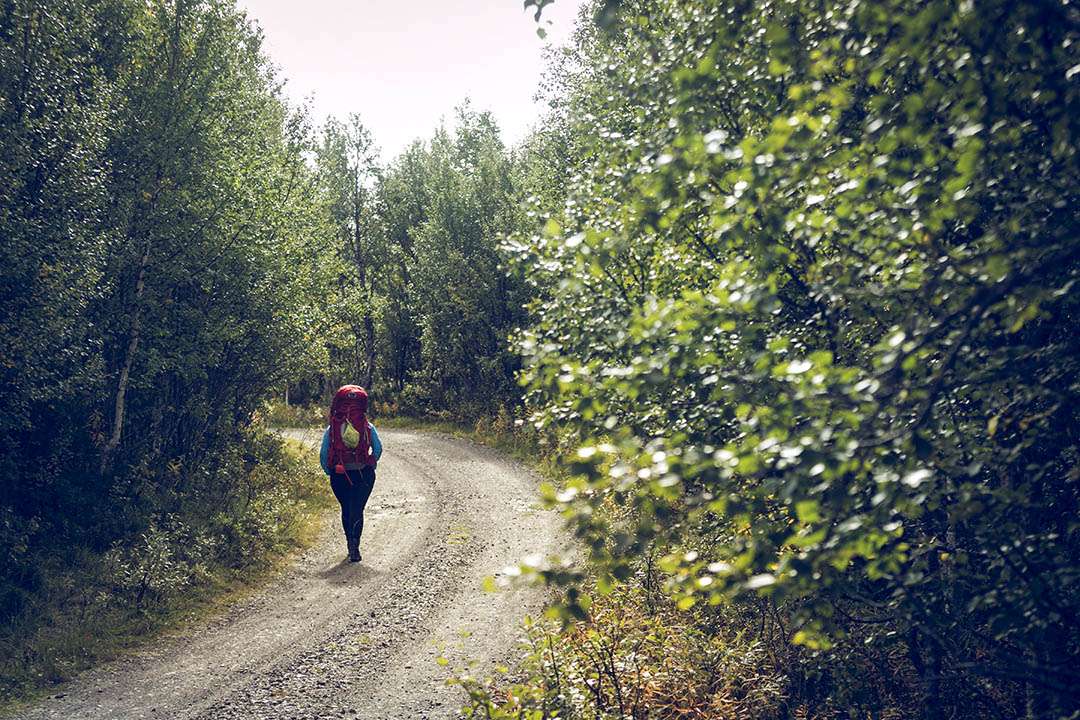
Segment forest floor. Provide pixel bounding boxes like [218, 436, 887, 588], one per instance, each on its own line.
[9, 428, 564, 720]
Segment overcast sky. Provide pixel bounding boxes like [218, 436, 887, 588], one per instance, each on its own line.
[237, 0, 586, 161]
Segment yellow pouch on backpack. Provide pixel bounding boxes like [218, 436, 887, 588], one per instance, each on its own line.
[342, 419, 361, 448]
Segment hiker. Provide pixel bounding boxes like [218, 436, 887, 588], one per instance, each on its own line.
[319, 385, 382, 562]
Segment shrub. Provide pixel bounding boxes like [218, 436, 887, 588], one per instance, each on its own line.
[457, 585, 796, 720]
[0, 430, 331, 703]
[512, 0, 1080, 716]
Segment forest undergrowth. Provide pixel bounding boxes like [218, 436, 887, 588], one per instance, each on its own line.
[0, 435, 332, 707]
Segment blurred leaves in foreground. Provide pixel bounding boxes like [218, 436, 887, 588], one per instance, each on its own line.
[493, 0, 1079, 717]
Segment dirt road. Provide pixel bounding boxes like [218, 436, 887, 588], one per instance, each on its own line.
[13, 428, 563, 720]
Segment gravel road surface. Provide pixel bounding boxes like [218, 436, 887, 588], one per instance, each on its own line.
[11, 428, 563, 720]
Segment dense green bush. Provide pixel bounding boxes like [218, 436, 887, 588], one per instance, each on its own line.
[506, 0, 1079, 717]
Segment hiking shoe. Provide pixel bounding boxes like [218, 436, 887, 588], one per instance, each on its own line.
[347, 536, 360, 562]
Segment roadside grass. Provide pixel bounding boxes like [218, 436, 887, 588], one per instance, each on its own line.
[0, 433, 334, 711]
[260, 399, 325, 428]
[377, 412, 563, 482]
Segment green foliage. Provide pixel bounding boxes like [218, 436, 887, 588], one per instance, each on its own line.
[332, 103, 530, 419]
[0, 0, 336, 698]
[293, 102, 530, 421]
[510, 0, 1080, 717]
[316, 114, 383, 389]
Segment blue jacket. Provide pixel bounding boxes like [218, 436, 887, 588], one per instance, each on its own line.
[320, 423, 382, 474]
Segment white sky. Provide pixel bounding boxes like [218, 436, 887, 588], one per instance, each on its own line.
[237, 0, 586, 161]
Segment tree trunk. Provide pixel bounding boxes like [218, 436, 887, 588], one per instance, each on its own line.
[362, 311, 376, 389]
[100, 243, 150, 474]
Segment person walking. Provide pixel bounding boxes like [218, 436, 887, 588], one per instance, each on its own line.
[319, 385, 382, 562]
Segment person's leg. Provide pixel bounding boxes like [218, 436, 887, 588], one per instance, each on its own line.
[353, 466, 376, 543]
[343, 469, 365, 539]
[328, 472, 352, 538]
[341, 469, 367, 561]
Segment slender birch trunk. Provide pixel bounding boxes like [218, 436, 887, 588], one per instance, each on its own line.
[100, 243, 150, 473]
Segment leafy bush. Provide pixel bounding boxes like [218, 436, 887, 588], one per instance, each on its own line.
[510, 0, 1080, 717]
[103, 521, 216, 608]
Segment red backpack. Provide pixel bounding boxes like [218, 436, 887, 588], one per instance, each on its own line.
[328, 385, 374, 476]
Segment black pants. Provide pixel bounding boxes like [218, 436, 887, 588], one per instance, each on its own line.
[329, 466, 376, 541]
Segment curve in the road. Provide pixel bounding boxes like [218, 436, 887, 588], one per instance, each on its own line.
[11, 428, 563, 720]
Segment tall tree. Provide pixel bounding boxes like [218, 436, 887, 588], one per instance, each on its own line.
[1, 0, 336, 627]
[317, 114, 383, 390]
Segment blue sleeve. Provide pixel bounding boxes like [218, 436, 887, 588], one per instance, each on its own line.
[319, 426, 331, 474]
[369, 423, 382, 462]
